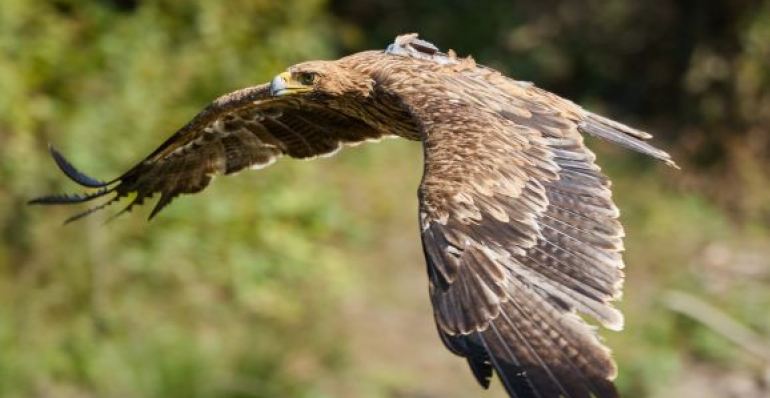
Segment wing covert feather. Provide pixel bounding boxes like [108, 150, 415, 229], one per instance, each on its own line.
[31, 85, 386, 221]
[405, 64, 670, 397]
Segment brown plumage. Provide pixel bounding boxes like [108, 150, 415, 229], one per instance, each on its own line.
[30, 34, 676, 398]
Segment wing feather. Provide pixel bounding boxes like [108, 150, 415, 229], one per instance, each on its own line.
[407, 57, 673, 396]
[31, 85, 386, 221]
[32, 35, 678, 398]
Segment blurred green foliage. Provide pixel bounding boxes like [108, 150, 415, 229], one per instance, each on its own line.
[2, 1, 770, 398]
[1, 1, 353, 397]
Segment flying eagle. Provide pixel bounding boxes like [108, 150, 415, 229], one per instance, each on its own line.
[31, 34, 675, 398]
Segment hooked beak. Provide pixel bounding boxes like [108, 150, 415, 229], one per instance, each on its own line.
[269, 72, 311, 97]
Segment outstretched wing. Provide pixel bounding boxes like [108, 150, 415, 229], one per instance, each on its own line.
[30, 84, 384, 222]
[414, 67, 673, 397]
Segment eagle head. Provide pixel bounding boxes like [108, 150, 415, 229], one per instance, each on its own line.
[270, 61, 372, 99]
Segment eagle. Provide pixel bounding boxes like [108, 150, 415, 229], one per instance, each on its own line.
[31, 34, 675, 398]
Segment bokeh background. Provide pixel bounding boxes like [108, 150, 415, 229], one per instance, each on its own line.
[2, 0, 769, 397]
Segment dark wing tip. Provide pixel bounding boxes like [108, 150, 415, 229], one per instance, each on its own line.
[28, 188, 113, 206]
[28, 194, 83, 205]
[666, 158, 681, 170]
[467, 356, 493, 389]
[148, 192, 176, 221]
[48, 144, 110, 188]
[29, 145, 129, 223]
[63, 197, 120, 225]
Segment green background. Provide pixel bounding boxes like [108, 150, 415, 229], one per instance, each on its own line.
[2, 1, 769, 397]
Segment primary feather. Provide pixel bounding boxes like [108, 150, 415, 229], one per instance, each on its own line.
[31, 33, 676, 398]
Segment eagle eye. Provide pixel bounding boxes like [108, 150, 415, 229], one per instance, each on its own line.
[296, 72, 317, 86]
